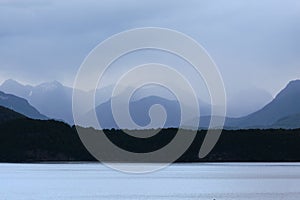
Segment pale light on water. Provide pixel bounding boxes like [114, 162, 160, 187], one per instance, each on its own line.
[1, 163, 300, 199]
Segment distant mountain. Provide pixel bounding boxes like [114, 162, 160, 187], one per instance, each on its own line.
[0, 80, 122, 124]
[1, 80, 211, 126]
[0, 80, 75, 124]
[30, 81, 74, 124]
[186, 80, 300, 130]
[81, 94, 209, 129]
[0, 79, 33, 99]
[0, 91, 47, 120]
[227, 88, 273, 117]
[94, 96, 182, 129]
[221, 80, 300, 129]
[2, 79, 299, 129]
[0, 106, 26, 124]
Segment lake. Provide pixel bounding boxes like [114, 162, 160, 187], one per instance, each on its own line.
[1, 163, 300, 199]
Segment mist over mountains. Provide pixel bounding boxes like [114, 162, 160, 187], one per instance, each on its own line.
[94, 96, 182, 129]
[0, 79, 74, 124]
[227, 88, 273, 117]
[0, 79, 211, 125]
[0, 90, 47, 120]
[225, 80, 300, 129]
[0, 79, 299, 129]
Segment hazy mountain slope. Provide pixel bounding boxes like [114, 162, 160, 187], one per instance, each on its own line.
[0, 80, 75, 124]
[0, 91, 47, 120]
[95, 96, 182, 129]
[2, 79, 299, 129]
[230, 80, 300, 128]
[93, 95, 210, 129]
[227, 88, 273, 117]
[186, 80, 300, 129]
[0, 80, 126, 124]
[29, 81, 74, 124]
[0, 79, 33, 99]
[0, 79, 211, 126]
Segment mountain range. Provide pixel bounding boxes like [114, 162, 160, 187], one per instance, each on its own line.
[0, 79, 211, 125]
[225, 80, 300, 129]
[94, 96, 182, 129]
[0, 90, 47, 120]
[0, 79, 74, 124]
[0, 79, 299, 129]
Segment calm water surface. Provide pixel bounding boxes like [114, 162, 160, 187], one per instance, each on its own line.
[1, 163, 300, 199]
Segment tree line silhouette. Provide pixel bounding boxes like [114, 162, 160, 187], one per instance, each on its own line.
[0, 118, 300, 163]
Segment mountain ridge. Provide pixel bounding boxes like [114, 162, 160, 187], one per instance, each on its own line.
[230, 79, 300, 128]
[0, 91, 47, 120]
[1, 79, 299, 129]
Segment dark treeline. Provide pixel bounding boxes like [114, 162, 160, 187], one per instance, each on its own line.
[1, 118, 300, 163]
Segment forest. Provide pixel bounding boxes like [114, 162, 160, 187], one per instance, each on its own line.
[1, 117, 300, 163]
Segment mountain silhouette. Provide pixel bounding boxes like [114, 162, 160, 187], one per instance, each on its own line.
[0, 80, 129, 124]
[0, 91, 47, 120]
[1, 80, 211, 126]
[95, 96, 182, 129]
[2, 79, 299, 129]
[185, 80, 300, 129]
[228, 80, 300, 128]
[240, 80, 300, 127]
[0, 106, 26, 124]
[0, 79, 33, 98]
[0, 80, 75, 124]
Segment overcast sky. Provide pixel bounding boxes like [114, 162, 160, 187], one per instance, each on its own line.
[0, 0, 299, 97]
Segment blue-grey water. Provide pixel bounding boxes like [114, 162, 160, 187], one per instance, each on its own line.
[1, 163, 300, 199]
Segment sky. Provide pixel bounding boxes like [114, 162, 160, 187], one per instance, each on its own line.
[0, 0, 300, 98]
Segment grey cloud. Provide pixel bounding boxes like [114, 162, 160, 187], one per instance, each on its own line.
[0, 0, 299, 96]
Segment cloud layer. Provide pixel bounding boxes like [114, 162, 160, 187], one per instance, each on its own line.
[0, 0, 299, 98]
